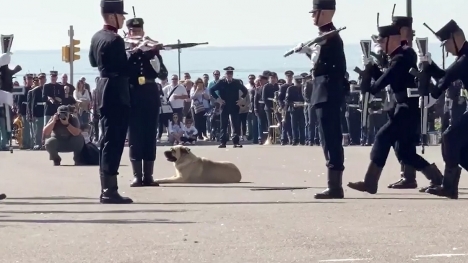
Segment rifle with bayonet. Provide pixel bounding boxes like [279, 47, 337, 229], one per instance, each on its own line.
[354, 40, 373, 136]
[409, 38, 430, 153]
[283, 27, 347, 57]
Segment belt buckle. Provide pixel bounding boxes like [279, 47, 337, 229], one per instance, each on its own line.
[138, 76, 146, 85]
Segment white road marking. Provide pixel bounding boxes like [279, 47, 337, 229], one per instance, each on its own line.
[415, 254, 467, 258]
[318, 259, 372, 262]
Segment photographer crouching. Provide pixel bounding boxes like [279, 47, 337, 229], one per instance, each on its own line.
[43, 105, 84, 165]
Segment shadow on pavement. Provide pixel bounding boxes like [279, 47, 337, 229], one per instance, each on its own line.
[7, 196, 96, 200]
[0, 209, 187, 214]
[1, 201, 341, 205]
[0, 219, 195, 224]
[161, 185, 318, 190]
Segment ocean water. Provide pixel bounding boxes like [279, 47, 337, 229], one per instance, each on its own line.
[9, 43, 453, 89]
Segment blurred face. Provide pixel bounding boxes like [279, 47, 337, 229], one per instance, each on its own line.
[129, 27, 144, 37]
[26, 77, 33, 86]
[444, 37, 458, 56]
[81, 77, 86, 83]
[116, 14, 125, 29]
[171, 75, 179, 85]
[184, 73, 191, 80]
[225, 71, 233, 80]
[248, 76, 255, 84]
[213, 71, 220, 80]
[185, 81, 193, 89]
[269, 76, 277, 84]
[203, 74, 209, 83]
[286, 74, 293, 82]
[173, 115, 178, 122]
[39, 76, 46, 85]
[255, 80, 261, 87]
[62, 75, 68, 83]
[13, 81, 19, 86]
[51, 75, 58, 82]
[196, 80, 204, 89]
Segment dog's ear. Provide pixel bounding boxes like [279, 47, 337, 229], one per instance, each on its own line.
[180, 147, 191, 154]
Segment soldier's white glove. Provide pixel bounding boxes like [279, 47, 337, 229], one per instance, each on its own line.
[310, 44, 321, 64]
[419, 95, 437, 108]
[418, 52, 432, 65]
[361, 55, 375, 66]
[295, 43, 312, 55]
[0, 52, 11, 67]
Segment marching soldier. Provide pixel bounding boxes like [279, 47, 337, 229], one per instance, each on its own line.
[277, 70, 294, 145]
[89, 0, 132, 204]
[419, 20, 468, 199]
[262, 72, 280, 142]
[125, 16, 168, 187]
[16, 74, 33, 149]
[286, 75, 306, 145]
[347, 23, 442, 195]
[30, 73, 46, 150]
[297, 0, 346, 198]
[210, 66, 248, 148]
[441, 81, 465, 132]
[341, 72, 351, 146]
[42, 70, 64, 125]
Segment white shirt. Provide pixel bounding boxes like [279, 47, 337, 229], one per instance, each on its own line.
[163, 84, 186, 109]
[183, 125, 198, 137]
[73, 89, 91, 101]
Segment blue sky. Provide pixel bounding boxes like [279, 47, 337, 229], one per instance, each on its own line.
[0, 0, 465, 50]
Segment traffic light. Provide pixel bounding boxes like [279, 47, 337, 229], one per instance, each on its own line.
[61, 46, 70, 62]
[71, 39, 80, 61]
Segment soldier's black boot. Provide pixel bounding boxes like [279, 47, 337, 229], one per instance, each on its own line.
[347, 162, 382, 194]
[342, 134, 350, 146]
[0, 193, 6, 200]
[100, 176, 133, 204]
[142, 161, 159, 187]
[314, 169, 344, 199]
[130, 160, 143, 187]
[418, 163, 443, 192]
[388, 164, 418, 189]
[426, 166, 461, 199]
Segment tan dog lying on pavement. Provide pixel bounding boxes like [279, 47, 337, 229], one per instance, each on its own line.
[157, 145, 242, 184]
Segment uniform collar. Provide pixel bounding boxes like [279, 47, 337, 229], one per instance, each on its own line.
[457, 41, 468, 56]
[103, 25, 118, 33]
[389, 46, 403, 58]
[319, 22, 336, 33]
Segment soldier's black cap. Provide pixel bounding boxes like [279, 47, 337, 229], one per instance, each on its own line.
[392, 16, 413, 29]
[377, 24, 400, 39]
[50, 71, 58, 76]
[38, 73, 46, 77]
[248, 74, 255, 79]
[434, 20, 460, 45]
[25, 74, 33, 79]
[284, 70, 294, 76]
[126, 18, 144, 28]
[270, 72, 278, 78]
[293, 74, 304, 80]
[260, 70, 271, 79]
[223, 66, 235, 72]
[278, 79, 286, 84]
[300, 72, 309, 78]
[310, 0, 335, 13]
[101, 0, 127, 15]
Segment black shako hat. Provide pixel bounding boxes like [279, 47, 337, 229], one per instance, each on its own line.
[310, 0, 335, 13]
[392, 16, 413, 29]
[126, 18, 144, 28]
[101, 0, 127, 15]
[434, 20, 460, 45]
[377, 24, 400, 39]
[223, 66, 235, 72]
[284, 70, 294, 76]
[50, 70, 58, 76]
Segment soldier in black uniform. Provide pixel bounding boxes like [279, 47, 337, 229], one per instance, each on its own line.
[441, 81, 465, 132]
[209, 66, 248, 148]
[341, 72, 351, 146]
[125, 17, 168, 187]
[419, 20, 468, 199]
[262, 72, 280, 142]
[42, 71, 64, 125]
[278, 70, 294, 145]
[298, 0, 346, 198]
[16, 74, 33, 149]
[254, 71, 270, 144]
[365, 90, 385, 145]
[347, 24, 443, 194]
[286, 75, 306, 145]
[30, 73, 46, 150]
[89, 0, 132, 204]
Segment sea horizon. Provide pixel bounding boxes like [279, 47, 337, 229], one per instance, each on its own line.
[9, 44, 454, 89]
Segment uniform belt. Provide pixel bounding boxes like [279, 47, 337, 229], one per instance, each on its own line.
[406, 88, 419, 98]
[258, 100, 265, 104]
[99, 73, 119, 78]
[132, 78, 156, 84]
[36, 102, 46, 105]
[22, 102, 27, 104]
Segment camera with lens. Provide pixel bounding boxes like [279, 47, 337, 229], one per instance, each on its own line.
[57, 105, 70, 121]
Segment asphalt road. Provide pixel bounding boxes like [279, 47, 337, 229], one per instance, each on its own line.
[1, 145, 467, 263]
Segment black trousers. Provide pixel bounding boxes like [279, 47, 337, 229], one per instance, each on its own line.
[193, 111, 207, 138]
[158, 113, 172, 139]
[256, 110, 268, 142]
[441, 100, 466, 133]
[315, 102, 344, 170]
[291, 108, 305, 144]
[265, 108, 274, 138]
[239, 112, 248, 136]
[340, 102, 349, 134]
[370, 104, 430, 170]
[304, 104, 319, 144]
[99, 106, 129, 176]
[220, 106, 240, 144]
[128, 83, 160, 162]
[442, 110, 468, 169]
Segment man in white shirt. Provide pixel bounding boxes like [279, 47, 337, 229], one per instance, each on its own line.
[163, 74, 188, 120]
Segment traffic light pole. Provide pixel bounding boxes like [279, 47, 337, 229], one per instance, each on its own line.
[68, 25, 74, 85]
[177, 39, 181, 78]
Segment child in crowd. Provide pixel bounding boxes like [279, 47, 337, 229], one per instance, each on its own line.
[168, 113, 185, 145]
[181, 119, 198, 144]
